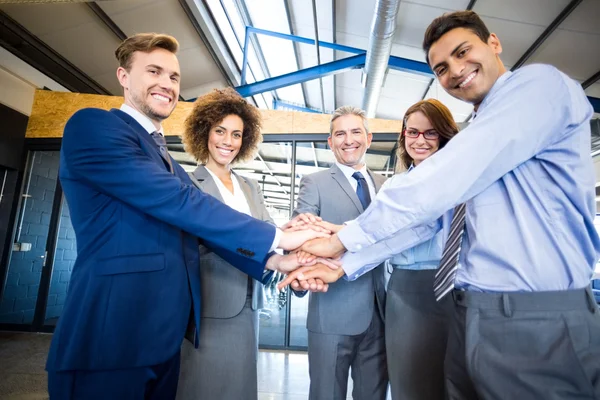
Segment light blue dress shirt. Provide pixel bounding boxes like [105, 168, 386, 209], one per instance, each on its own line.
[339, 64, 600, 292]
[386, 169, 444, 271]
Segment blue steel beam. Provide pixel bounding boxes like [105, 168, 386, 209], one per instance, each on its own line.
[246, 26, 365, 55]
[273, 99, 322, 113]
[236, 54, 366, 98]
[387, 56, 434, 78]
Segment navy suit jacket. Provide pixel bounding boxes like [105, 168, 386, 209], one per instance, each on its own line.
[46, 108, 275, 372]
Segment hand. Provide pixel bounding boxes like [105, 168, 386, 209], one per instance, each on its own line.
[266, 252, 316, 274]
[301, 234, 346, 258]
[281, 213, 322, 231]
[277, 263, 345, 290]
[290, 278, 328, 293]
[279, 228, 330, 251]
[313, 220, 343, 234]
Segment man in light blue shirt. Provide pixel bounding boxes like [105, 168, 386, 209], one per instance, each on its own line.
[281, 10, 600, 399]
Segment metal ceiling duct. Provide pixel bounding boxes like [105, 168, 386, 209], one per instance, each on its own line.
[361, 0, 401, 118]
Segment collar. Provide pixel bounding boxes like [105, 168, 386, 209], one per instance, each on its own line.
[407, 163, 415, 173]
[472, 70, 512, 118]
[120, 103, 164, 135]
[335, 161, 368, 181]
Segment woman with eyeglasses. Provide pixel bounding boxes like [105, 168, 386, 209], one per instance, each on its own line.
[292, 98, 459, 399]
[383, 99, 459, 400]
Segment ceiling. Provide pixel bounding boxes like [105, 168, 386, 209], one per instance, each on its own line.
[0, 0, 598, 121]
[0, 0, 599, 211]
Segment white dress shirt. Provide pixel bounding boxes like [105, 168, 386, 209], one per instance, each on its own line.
[335, 161, 377, 202]
[204, 168, 252, 217]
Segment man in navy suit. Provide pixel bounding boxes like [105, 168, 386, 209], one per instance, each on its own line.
[45, 33, 323, 400]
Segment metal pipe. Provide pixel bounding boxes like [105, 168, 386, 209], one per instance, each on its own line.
[362, 0, 401, 118]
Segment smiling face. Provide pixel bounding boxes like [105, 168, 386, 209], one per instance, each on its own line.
[428, 27, 506, 109]
[404, 111, 440, 166]
[328, 114, 373, 169]
[117, 48, 180, 128]
[206, 114, 244, 168]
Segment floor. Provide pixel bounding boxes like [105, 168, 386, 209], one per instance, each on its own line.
[0, 332, 390, 400]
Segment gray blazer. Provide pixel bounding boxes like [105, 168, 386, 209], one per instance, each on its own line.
[189, 165, 273, 318]
[293, 164, 387, 335]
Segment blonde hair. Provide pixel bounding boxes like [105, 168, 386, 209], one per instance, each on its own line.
[115, 33, 179, 71]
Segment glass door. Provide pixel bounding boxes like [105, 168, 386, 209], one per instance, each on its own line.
[0, 151, 60, 326]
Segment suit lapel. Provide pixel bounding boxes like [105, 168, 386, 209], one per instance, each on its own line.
[110, 109, 174, 173]
[367, 169, 384, 193]
[192, 166, 224, 203]
[330, 164, 363, 213]
[234, 172, 260, 218]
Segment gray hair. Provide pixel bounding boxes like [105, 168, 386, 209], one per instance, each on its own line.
[329, 105, 370, 135]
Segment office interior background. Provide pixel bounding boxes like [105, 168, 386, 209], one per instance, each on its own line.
[0, 0, 599, 397]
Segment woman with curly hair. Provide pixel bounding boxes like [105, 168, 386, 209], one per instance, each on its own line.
[175, 88, 272, 400]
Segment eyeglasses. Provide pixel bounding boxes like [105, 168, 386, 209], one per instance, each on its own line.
[402, 129, 440, 140]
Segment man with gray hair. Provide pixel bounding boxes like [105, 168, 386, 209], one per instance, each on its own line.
[292, 105, 388, 400]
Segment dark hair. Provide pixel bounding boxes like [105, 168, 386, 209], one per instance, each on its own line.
[423, 10, 490, 64]
[115, 33, 179, 71]
[183, 88, 262, 164]
[398, 99, 459, 169]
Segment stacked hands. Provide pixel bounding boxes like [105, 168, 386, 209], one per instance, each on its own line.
[266, 213, 349, 293]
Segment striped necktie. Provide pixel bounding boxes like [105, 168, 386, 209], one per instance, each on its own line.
[433, 203, 466, 301]
[150, 131, 174, 173]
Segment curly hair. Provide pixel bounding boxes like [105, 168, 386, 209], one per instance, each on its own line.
[398, 99, 459, 169]
[183, 88, 263, 164]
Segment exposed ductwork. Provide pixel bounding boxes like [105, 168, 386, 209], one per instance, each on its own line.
[361, 0, 401, 118]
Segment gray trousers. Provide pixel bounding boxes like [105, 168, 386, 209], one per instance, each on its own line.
[307, 303, 388, 400]
[176, 297, 259, 400]
[446, 287, 600, 400]
[386, 268, 451, 400]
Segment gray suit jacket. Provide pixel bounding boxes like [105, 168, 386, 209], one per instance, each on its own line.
[293, 164, 387, 335]
[189, 165, 273, 318]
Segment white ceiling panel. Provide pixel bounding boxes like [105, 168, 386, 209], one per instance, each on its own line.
[474, 0, 571, 26]
[558, 0, 600, 35]
[479, 16, 545, 69]
[375, 93, 415, 121]
[422, 80, 473, 121]
[405, 0, 469, 10]
[394, 2, 462, 49]
[380, 70, 430, 100]
[99, 0, 203, 52]
[176, 46, 226, 93]
[525, 0, 600, 81]
[526, 29, 600, 81]
[41, 22, 120, 79]
[0, 3, 97, 37]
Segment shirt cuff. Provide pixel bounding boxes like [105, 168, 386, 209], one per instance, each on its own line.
[338, 222, 376, 252]
[269, 228, 283, 252]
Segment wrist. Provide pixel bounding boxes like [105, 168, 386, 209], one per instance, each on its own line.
[266, 253, 282, 271]
[331, 234, 346, 253]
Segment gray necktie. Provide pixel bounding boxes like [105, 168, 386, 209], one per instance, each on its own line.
[433, 203, 466, 301]
[150, 131, 174, 173]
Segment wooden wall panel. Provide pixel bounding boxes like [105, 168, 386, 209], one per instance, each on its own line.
[25, 90, 402, 138]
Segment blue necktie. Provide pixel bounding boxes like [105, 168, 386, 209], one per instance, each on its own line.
[150, 131, 174, 173]
[352, 171, 371, 210]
